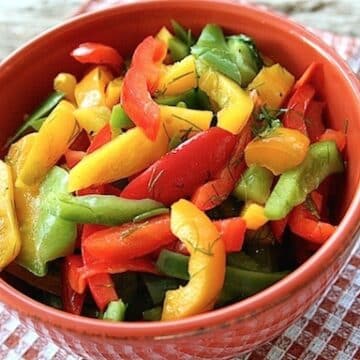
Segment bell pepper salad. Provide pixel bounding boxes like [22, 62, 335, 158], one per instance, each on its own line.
[0, 21, 346, 322]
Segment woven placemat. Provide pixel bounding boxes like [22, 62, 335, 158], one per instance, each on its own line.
[0, 1, 359, 359]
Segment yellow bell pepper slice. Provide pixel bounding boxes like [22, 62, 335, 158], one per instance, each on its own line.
[156, 26, 174, 45]
[198, 69, 254, 135]
[75, 66, 113, 108]
[241, 202, 268, 230]
[6, 135, 41, 273]
[248, 64, 295, 110]
[162, 199, 226, 320]
[53, 72, 77, 103]
[68, 126, 168, 192]
[105, 77, 123, 108]
[160, 105, 212, 139]
[0, 160, 21, 270]
[74, 106, 111, 135]
[17, 100, 79, 187]
[245, 127, 310, 175]
[157, 55, 197, 96]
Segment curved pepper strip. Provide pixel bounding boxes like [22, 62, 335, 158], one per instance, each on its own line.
[121, 36, 167, 140]
[71, 42, 123, 73]
[288, 192, 335, 244]
[121, 127, 237, 206]
[244, 127, 310, 175]
[68, 125, 168, 192]
[0, 160, 21, 270]
[162, 200, 225, 320]
[305, 100, 325, 143]
[191, 120, 252, 211]
[265, 141, 344, 220]
[81, 224, 118, 311]
[198, 69, 254, 134]
[61, 255, 86, 315]
[18, 100, 79, 187]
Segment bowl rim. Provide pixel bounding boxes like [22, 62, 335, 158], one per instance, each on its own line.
[1, 0, 360, 340]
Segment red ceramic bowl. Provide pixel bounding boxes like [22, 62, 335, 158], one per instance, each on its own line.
[0, 1, 359, 359]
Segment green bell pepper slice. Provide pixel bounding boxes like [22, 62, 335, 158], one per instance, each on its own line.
[233, 165, 274, 205]
[17, 166, 77, 276]
[265, 141, 344, 220]
[103, 300, 127, 321]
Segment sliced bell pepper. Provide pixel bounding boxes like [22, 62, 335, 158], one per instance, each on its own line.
[86, 123, 112, 153]
[160, 105, 212, 139]
[319, 129, 346, 152]
[191, 121, 252, 211]
[0, 160, 21, 270]
[265, 141, 344, 220]
[69, 130, 90, 152]
[293, 62, 322, 92]
[241, 202, 268, 230]
[121, 127, 237, 206]
[305, 100, 325, 143]
[74, 106, 111, 136]
[6, 135, 41, 272]
[17, 167, 77, 276]
[156, 26, 174, 46]
[81, 224, 118, 311]
[288, 192, 335, 244]
[282, 84, 315, 134]
[17, 100, 79, 187]
[54, 73, 77, 103]
[68, 125, 168, 192]
[121, 37, 167, 140]
[71, 42, 123, 73]
[65, 150, 86, 169]
[157, 55, 197, 96]
[248, 64, 295, 110]
[105, 77, 123, 108]
[75, 66, 113, 108]
[61, 255, 86, 315]
[198, 69, 254, 134]
[233, 165, 274, 205]
[244, 127, 310, 175]
[214, 217, 246, 253]
[103, 300, 127, 321]
[83, 215, 175, 262]
[162, 200, 226, 320]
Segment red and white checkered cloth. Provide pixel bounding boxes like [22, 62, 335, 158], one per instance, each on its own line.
[0, 1, 359, 359]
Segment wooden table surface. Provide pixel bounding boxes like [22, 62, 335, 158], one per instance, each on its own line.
[0, 0, 359, 61]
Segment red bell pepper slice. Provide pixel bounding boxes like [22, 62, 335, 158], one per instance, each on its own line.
[86, 123, 112, 154]
[305, 100, 325, 143]
[283, 83, 315, 135]
[69, 258, 157, 295]
[191, 121, 252, 211]
[319, 129, 346, 152]
[70, 130, 90, 151]
[61, 255, 86, 315]
[65, 150, 86, 169]
[215, 218, 246, 252]
[84, 215, 176, 262]
[293, 62, 322, 92]
[121, 127, 237, 206]
[82, 224, 118, 311]
[288, 191, 335, 244]
[121, 36, 167, 141]
[71, 42, 123, 72]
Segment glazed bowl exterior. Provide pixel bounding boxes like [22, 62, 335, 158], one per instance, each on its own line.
[0, 1, 359, 359]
